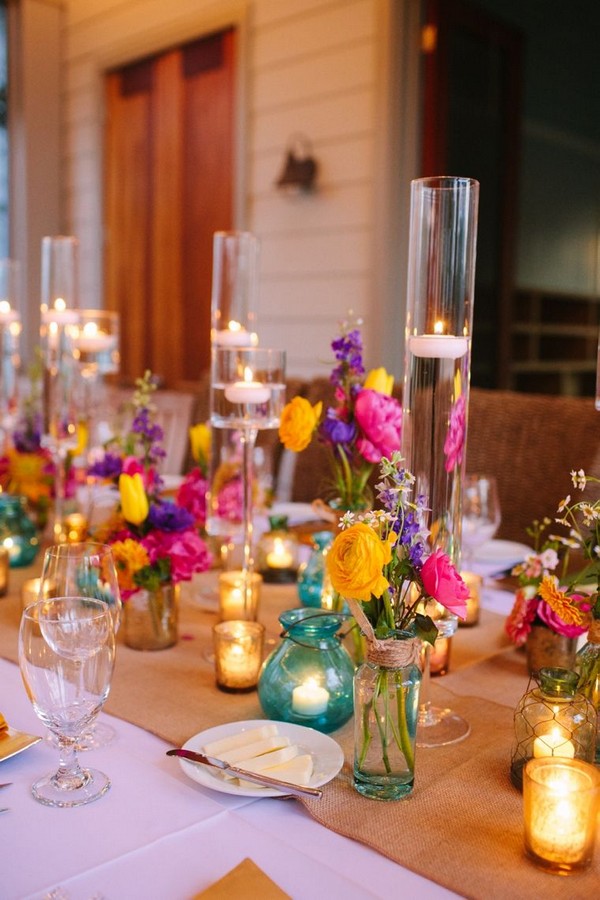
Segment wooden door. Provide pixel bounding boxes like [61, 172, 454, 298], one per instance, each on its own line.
[104, 29, 235, 387]
[422, 0, 522, 389]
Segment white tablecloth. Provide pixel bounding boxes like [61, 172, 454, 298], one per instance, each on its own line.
[1, 658, 458, 900]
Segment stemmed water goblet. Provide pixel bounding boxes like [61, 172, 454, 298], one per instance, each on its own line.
[38, 542, 121, 750]
[461, 473, 501, 568]
[18, 596, 115, 807]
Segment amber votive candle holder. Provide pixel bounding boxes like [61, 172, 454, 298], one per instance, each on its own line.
[63, 512, 89, 543]
[218, 570, 262, 621]
[0, 545, 9, 597]
[523, 757, 600, 874]
[430, 635, 452, 676]
[212, 620, 265, 693]
[459, 571, 482, 627]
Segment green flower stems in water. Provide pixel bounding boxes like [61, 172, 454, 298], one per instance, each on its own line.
[357, 667, 415, 774]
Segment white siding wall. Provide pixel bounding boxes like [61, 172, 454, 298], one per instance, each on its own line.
[63, 0, 419, 378]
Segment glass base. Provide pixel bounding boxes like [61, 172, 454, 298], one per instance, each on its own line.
[76, 720, 117, 752]
[32, 767, 111, 807]
[417, 705, 471, 748]
[353, 773, 414, 801]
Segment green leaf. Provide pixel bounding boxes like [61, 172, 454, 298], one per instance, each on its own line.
[414, 613, 438, 646]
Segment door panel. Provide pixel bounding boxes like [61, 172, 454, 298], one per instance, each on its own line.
[104, 28, 235, 386]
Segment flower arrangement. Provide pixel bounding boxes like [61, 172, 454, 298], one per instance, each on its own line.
[325, 451, 468, 794]
[505, 468, 600, 648]
[90, 372, 212, 598]
[326, 451, 468, 644]
[279, 321, 402, 511]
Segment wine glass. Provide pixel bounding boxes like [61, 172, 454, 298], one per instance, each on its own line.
[461, 474, 501, 567]
[18, 596, 115, 807]
[38, 542, 121, 749]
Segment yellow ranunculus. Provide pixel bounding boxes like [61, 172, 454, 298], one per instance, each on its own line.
[119, 472, 149, 526]
[364, 367, 394, 396]
[279, 397, 322, 453]
[189, 423, 211, 466]
[326, 522, 393, 602]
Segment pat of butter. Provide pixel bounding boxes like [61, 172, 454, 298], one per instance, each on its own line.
[224, 744, 298, 779]
[236, 753, 314, 790]
[203, 723, 278, 757]
[218, 734, 290, 765]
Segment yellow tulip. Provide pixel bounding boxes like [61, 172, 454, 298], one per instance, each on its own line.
[189, 423, 211, 466]
[119, 472, 149, 525]
[279, 397, 322, 452]
[364, 367, 394, 396]
[326, 522, 393, 602]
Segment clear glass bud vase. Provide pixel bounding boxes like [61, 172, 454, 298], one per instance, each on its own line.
[353, 635, 422, 800]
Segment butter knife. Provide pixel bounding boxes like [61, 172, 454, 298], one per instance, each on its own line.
[166, 748, 323, 799]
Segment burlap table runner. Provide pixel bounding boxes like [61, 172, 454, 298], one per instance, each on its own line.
[2, 566, 598, 897]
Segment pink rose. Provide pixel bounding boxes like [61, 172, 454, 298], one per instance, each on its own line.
[176, 467, 208, 527]
[420, 549, 469, 619]
[354, 389, 402, 464]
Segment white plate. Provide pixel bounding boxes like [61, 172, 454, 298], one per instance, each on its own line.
[269, 502, 326, 525]
[472, 539, 531, 572]
[178, 719, 344, 798]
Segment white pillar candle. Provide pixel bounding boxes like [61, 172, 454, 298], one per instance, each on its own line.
[408, 334, 469, 359]
[213, 324, 257, 346]
[292, 678, 329, 716]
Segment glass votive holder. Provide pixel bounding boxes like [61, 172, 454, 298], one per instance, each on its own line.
[213, 620, 265, 693]
[256, 516, 299, 584]
[458, 571, 481, 627]
[523, 757, 600, 874]
[63, 512, 89, 543]
[0, 545, 9, 597]
[430, 635, 452, 676]
[218, 571, 262, 621]
[21, 577, 44, 609]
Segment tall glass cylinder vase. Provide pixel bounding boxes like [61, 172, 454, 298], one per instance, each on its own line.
[39, 236, 81, 543]
[211, 347, 285, 613]
[0, 259, 22, 450]
[401, 176, 479, 747]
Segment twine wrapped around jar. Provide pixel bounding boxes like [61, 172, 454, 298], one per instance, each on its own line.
[345, 596, 421, 666]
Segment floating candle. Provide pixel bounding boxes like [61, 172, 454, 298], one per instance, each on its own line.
[265, 537, 294, 569]
[213, 325, 257, 347]
[533, 728, 575, 759]
[292, 678, 329, 716]
[408, 334, 469, 359]
[224, 381, 270, 404]
[77, 322, 116, 354]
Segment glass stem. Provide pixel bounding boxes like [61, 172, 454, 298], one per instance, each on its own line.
[54, 735, 88, 789]
[418, 643, 440, 727]
[240, 425, 258, 615]
[52, 445, 68, 543]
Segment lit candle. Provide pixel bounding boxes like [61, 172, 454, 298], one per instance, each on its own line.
[533, 728, 575, 760]
[459, 571, 481, 627]
[213, 620, 265, 692]
[524, 758, 600, 873]
[224, 372, 270, 404]
[41, 298, 79, 325]
[0, 300, 19, 324]
[292, 677, 330, 716]
[77, 321, 116, 353]
[63, 512, 89, 543]
[218, 571, 262, 621]
[0, 545, 8, 597]
[213, 322, 257, 347]
[408, 334, 469, 359]
[266, 537, 294, 569]
[21, 577, 48, 609]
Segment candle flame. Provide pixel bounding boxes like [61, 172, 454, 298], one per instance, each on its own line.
[243, 366, 254, 383]
[82, 321, 99, 337]
[0, 300, 10, 314]
[433, 320, 445, 335]
[54, 297, 66, 311]
[228, 320, 242, 332]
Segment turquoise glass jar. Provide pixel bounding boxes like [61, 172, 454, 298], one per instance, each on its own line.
[296, 530, 334, 607]
[258, 608, 354, 733]
[0, 494, 39, 567]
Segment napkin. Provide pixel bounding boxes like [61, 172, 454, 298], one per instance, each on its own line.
[193, 858, 290, 899]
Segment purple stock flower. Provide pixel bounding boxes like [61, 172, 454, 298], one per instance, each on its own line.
[148, 500, 194, 532]
[330, 328, 365, 388]
[12, 413, 43, 453]
[88, 452, 123, 480]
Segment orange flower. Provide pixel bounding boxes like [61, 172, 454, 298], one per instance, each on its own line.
[110, 538, 150, 593]
[538, 576, 585, 626]
[279, 397, 322, 452]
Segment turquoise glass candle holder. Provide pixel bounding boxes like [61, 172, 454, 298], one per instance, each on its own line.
[296, 530, 334, 607]
[257, 608, 354, 733]
[0, 494, 40, 567]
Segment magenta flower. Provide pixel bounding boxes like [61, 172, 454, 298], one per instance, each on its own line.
[142, 529, 212, 584]
[443, 394, 466, 473]
[176, 467, 208, 527]
[216, 479, 243, 523]
[420, 549, 469, 619]
[354, 389, 402, 464]
[537, 597, 590, 638]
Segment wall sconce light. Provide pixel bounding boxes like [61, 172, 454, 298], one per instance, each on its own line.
[276, 135, 318, 194]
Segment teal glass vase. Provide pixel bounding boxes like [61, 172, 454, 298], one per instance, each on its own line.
[353, 635, 422, 800]
[0, 494, 40, 567]
[257, 608, 354, 733]
[296, 530, 334, 607]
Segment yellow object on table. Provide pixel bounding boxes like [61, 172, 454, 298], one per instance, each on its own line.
[194, 858, 290, 899]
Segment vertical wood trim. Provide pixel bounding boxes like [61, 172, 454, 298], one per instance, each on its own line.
[150, 49, 184, 386]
